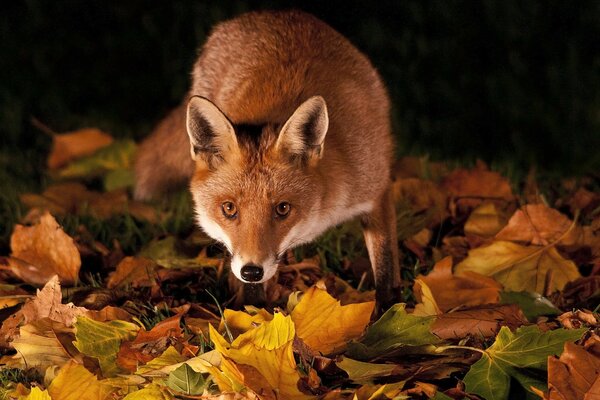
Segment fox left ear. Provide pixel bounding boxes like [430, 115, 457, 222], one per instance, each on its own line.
[186, 96, 239, 169]
[275, 96, 329, 163]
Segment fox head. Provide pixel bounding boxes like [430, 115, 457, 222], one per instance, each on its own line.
[186, 95, 329, 284]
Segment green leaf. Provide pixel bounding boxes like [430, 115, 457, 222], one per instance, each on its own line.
[73, 317, 139, 377]
[122, 383, 173, 400]
[136, 346, 186, 376]
[167, 363, 210, 395]
[346, 303, 440, 360]
[463, 325, 586, 400]
[500, 291, 561, 321]
[336, 357, 398, 384]
[432, 392, 454, 400]
[104, 168, 135, 191]
[58, 139, 136, 179]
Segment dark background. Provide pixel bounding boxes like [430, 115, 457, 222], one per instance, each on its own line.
[1, 0, 599, 184]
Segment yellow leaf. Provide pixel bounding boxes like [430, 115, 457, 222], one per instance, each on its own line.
[10, 318, 77, 371]
[48, 361, 114, 400]
[455, 241, 581, 293]
[19, 386, 51, 400]
[464, 203, 506, 237]
[223, 307, 273, 335]
[9, 212, 81, 286]
[210, 313, 310, 399]
[122, 383, 173, 400]
[135, 346, 185, 376]
[291, 286, 374, 354]
[412, 278, 441, 316]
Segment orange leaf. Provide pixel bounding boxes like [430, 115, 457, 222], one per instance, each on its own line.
[9, 212, 81, 286]
[415, 257, 502, 312]
[47, 128, 113, 169]
[547, 342, 600, 400]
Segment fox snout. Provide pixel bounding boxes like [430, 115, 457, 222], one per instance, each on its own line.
[230, 253, 279, 284]
[240, 263, 264, 282]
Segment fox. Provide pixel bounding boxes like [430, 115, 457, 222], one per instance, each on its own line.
[134, 10, 400, 309]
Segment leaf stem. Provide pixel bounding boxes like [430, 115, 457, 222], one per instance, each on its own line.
[205, 289, 234, 343]
[435, 345, 486, 355]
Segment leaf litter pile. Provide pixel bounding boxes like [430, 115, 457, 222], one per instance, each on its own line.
[0, 128, 599, 400]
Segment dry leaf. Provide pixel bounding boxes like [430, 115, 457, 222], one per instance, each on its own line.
[9, 212, 81, 285]
[495, 204, 576, 246]
[547, 342, 600, 400]
[48, 360, 114, 399]
[21, 275, 88, 326]
[415, 257, 502, 312]
[464, 203, 507, 238]
[455, 241, 581, 294]
[107, 256, 158, 289]
[291, 286, 375, 355]
[432, 304, 528, 340]
[47, 127, 113, 169]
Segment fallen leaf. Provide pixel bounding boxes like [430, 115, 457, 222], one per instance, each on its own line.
[291, 286, 375, 354]
[223, 307, 273, 336]
[415, 256, 502, 312]
[464, 203, 507, 238]
[9, 212, 81, 285]
[346, 303, 439, 361]
[499, 291, 560, 321]
[210, 313, 310, 399]
[48, 360, 114, 400]
[455, 241, 581, 294]
[57, 139, 136, 180]
[432, 304, 528, 340]
[336, 357, 398, 384]
[547, 342, 600, 400]
[9, 318, 78, 371]
[495, 204, 576, 246]
[167, 363, 210, 395]
[135, 346, 186, 376]
[74, 316, 140, 377]
[463, 325, 586, 400]
[413, 278, 442, 316]
[122, 383, 173, 400]
[47, 127, 113, 169]
[21, 275, 88, 326]
[107, 256, 158, 289]
[117, 314, 184, 372]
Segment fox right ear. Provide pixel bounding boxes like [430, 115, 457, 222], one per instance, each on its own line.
[186, 96, 239, 168]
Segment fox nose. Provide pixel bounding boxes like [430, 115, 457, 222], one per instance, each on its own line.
[240, 263, 264, 282]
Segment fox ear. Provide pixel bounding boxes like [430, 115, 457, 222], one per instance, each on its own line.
[275, 96, 329, 163]
[186, 96, 239, 168]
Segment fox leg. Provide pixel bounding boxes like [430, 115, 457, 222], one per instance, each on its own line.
[134, 103, 194, 200]
[361, 185, 401, 312]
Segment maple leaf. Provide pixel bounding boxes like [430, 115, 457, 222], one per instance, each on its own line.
[107, 256, 158, 289]
[19, 387, 52, 400]
[346, 303, 439, 360]
[209, 313, 311, 399]
[455, 241, 581, 293]
[547, 342, 600, 400]
[47, 360, 114, 400]
[46, 127, 114, 169]
[8, 212, 81, 286]
[462, 325, 586, 400]
[8, 318, 79, 371]
[73, 316, 139, 377]
[415, 256, 502, 313]
[223, 307, 273, 336]
[291, 286, 375, 354]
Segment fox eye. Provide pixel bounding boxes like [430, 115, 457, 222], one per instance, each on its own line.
[221, 201, 238, 219]
[275, 202, 291, 218]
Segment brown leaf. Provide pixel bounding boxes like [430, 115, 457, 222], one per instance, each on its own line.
[9, 212, 81, 285]
[431, 304, 528, 340]
[117, 314, 184, 372]
[47, 127, 113, 169]
[107, 256, 158, 289]
[557, 311, 597, 330]
[21, 275, 88, 326]
[415, 257, 502, 312]
[440, 165, 514, 211]
[464, 203, 507, 238]
[547, 342, 600, 400]
[392, 178, 448, 224]
[496, 204, 576, 246]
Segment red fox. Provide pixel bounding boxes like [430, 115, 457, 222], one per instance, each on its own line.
[135, 10, 400, 308]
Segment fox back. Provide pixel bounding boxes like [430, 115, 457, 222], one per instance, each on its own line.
[135, 10, 399, 306]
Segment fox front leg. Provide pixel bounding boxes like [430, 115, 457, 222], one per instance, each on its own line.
[361, 186, 401, 313]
